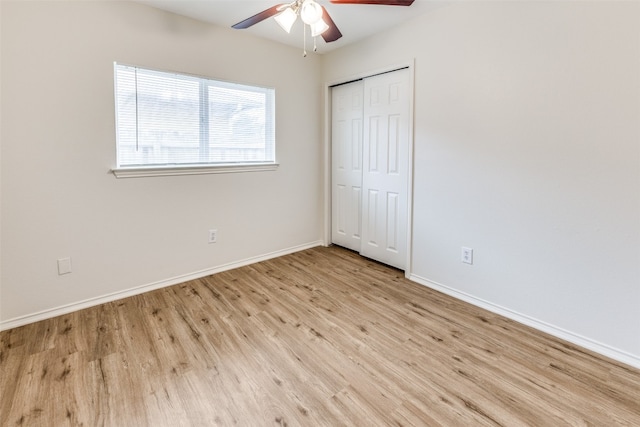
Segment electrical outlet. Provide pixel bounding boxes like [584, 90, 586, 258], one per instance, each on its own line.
[462, 247, 473, 265]
[57, 257, 72, 275]
[208, 229, 217, 244]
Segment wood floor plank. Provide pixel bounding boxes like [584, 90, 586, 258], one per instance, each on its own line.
[1, 246, 639, 426]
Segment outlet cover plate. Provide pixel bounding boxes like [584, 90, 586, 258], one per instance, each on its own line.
[462, 247, 473, 265]
[58, 257, 72, 275]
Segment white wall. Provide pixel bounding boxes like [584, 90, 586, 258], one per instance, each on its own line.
[323, 1, 640, 367]
[1, 1, 323, 325]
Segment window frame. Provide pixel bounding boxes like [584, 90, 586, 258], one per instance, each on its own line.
[111, 63, 278, 178]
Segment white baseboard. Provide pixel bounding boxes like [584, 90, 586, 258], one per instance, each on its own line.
[0, 241, 324, 331]
[410, 274, 640, 370]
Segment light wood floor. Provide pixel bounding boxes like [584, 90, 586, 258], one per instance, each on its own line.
[1, 246, 639, 426]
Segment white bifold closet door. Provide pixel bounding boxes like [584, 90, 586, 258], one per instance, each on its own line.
[331, 80, 364, 252]
[331, 68, 410, 270]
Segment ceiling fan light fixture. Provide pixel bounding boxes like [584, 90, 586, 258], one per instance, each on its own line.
[310, 18, 330, 37]
[300, 0, 323, 25]
[274, 7, 297, 33]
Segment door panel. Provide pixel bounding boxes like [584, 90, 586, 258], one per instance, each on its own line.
[386, 191, 399, 252]
[368, 116, 380, 172]
[351, 186, 362, 240]
[388, 114, 400, 174]
[360, 69, 410, 269]
[331, 81, 364, 251]
[336, 184, 347, 235]
[366, 189, 379, 247]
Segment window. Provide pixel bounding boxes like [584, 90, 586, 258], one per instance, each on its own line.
[113, 63, 276, 177]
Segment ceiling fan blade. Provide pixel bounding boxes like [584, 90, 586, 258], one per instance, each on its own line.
[329, 0, 415, 5]
[321, 6, 343, 43]
[232, 4, 285, 29]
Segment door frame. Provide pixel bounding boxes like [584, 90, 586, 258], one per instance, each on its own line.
[323, 59, 416, 277]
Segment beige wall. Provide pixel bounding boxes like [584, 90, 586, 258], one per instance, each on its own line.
[1, 1, 323, 324]
[323, 1, 640, 367]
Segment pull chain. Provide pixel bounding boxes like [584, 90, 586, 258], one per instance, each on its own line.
[303, 24, 307, 57]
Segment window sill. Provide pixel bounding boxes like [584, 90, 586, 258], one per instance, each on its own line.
[111, 163, 279, 178]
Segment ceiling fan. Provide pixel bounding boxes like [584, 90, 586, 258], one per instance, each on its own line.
[232, 0, 415, 49]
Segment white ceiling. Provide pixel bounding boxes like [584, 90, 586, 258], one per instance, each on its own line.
[135, 0, 447, 54]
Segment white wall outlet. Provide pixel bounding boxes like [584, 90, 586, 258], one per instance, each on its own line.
[57, 257, 72, 275]
[462, 247, 473, 265]
[208, 229, 217, 244]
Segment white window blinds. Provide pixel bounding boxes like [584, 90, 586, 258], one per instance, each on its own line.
[114, 63, 275, 168]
